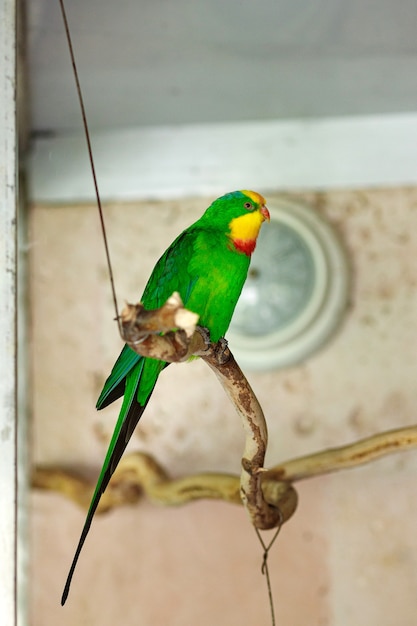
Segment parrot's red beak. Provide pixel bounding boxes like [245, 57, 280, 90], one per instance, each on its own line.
[260, 205, 270, 222]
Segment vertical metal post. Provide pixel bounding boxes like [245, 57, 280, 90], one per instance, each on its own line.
[0, 0, 18, 624]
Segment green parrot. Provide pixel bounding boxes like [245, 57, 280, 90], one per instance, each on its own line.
[61, 190, 269, 604]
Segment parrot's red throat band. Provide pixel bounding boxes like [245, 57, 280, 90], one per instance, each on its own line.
[232, 238, 257, 256]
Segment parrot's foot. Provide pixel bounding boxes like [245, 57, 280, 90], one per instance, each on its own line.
[195, 328, 230, 364]
[214, 337, 230, 365]
[196, 326, 212, 350]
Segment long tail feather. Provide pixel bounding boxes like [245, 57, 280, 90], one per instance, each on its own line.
[61, 363, 157, 605]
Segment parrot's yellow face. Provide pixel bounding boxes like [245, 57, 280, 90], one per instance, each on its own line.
[228, 190, 270, 254]
[229, 209, 265, 242]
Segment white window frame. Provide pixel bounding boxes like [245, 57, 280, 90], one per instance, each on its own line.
[0, 1, 19, 625]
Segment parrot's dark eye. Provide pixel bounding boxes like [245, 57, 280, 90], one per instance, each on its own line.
[244, 202, 253, 210]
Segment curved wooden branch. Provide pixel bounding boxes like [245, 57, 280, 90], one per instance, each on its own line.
[32, 296, 417, 533]
[265, 425, 417, 482]
[119, 293, 204, 362]
[32, 424, 417, 518]
[201, 347, 281, 529]
[120, 296, 280, 529]
[32, 452, 298, 523]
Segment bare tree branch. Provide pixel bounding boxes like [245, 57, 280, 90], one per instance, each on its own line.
[32, 424, 417, 517]
[201, 347, 282, 529]
[120, 295, 280, 529]
[265, 425, 417, 482]
[119, 294, 204, 363]
[32, 452, 299, 522]
[32, 296, 417, 534]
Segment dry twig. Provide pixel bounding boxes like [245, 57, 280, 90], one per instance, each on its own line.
[32, 296, 417, 532]
[120, 296, 282, 529]
[33, 427, 417, 514]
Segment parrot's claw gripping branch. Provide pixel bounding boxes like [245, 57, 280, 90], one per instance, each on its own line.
[120, 294, 286, 530]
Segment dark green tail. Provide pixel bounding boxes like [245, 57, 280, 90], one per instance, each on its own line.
[61, 356, 158, 605]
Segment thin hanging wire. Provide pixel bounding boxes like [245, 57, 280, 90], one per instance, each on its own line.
[255, 512, 283, 626]
[58, 0, 122, 334]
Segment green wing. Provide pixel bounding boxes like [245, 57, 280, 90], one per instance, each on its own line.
[96, 344, 142, 409]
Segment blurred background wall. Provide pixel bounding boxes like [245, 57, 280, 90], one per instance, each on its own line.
[26, 1, 417, 624]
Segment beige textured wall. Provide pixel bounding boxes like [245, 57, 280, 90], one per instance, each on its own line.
[30, 188, 417, 625]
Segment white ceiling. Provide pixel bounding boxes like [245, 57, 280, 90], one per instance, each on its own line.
[28, 0, 417, 135]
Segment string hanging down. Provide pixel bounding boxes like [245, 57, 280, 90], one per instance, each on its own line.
[57, 0, 121, 333]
